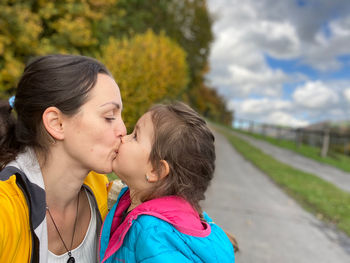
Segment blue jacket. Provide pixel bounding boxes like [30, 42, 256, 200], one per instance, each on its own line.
[99, 187, 235, 262]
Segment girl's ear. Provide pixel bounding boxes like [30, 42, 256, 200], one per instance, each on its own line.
[146, 160, 170, 183]
[159, 160, 170, 178]
[42, 107, 64, 140]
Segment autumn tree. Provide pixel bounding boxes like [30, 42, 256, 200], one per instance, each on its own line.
[0, 0, 233, 125]
[111, 0, 232, 123]
[0, 0, 119, 97]
[100, 30, 189, 128]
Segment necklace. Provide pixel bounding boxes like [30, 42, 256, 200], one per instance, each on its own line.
[46, 190, 80, 263]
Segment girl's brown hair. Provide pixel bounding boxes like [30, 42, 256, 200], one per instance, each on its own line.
[141, 102, 215, 215]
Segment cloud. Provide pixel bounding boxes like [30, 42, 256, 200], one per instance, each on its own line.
[230, 98, 308, 127]
[230, 98, 307, 126]
[234, 98, 292, 115]
[292, 81, 339, 109]
[302, 15, 350, 71]
[207, 0, 350, 126]
[246, 21, 300, 59]
[230, 80, 349, 127]
[264, 111, 309, 127]
[208, 0, 350, 86]
[207, 0, 303, 100]
[228, 65, 288, 96]
[344, 88, 350, 102]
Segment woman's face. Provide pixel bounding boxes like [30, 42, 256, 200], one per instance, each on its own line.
[62, 73, 126, 173]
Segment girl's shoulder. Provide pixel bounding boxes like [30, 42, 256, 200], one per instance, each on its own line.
[124, 216, 188, 260]
[132, 213, 177, 232]
[127, 215, 234, 262]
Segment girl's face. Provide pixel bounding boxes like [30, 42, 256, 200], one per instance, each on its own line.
[112, 112, 154, 191]
[62, 73, 126, 173]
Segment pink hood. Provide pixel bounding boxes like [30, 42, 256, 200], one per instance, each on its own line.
[103, 189, 211, 260]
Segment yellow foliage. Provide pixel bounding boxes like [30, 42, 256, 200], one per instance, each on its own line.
[0, 4, 42, 94]
[101, 30, 189, 129]
[89, 0, 118, 6]
[51, 16, 97, 47]
[0, 53, 24, 94]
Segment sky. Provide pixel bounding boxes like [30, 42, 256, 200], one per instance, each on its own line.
[206, 0, 350, 127]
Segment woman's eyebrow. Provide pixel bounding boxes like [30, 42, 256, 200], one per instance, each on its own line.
[100, 102, 121, 109]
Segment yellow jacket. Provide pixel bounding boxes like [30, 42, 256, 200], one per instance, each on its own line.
[0, 166, 109, 263]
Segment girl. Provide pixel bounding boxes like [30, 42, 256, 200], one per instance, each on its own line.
[99, 102, 235, 262]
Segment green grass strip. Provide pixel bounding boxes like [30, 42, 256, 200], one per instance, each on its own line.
[217, 127, 350, 237]
[235, 129, 350, 173]
[107, 172, 119, 181]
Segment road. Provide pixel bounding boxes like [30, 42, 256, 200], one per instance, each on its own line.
[202, 130, 350, 263]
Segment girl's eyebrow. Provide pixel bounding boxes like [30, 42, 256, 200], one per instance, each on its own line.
[134, 124, 140, 135]
[100, 102, 121, 109]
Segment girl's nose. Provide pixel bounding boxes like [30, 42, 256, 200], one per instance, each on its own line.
[121, 134, 132, 143]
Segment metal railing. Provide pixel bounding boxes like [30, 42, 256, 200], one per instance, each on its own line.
[234, 118, 350, 157]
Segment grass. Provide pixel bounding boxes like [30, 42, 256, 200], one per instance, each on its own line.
[215, 126, 350, 237]
[107, 172, 118, 181]
[235, 128, 350, 173]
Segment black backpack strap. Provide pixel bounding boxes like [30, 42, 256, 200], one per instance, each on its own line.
[0, 166, 23, 180]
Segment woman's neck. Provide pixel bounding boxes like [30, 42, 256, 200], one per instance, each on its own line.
[37, 147, 89, 211]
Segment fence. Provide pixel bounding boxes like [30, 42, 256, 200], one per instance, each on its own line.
[234, 118, 350, 157]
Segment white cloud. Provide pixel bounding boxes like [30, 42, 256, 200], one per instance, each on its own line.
[231, 98, 305, 124]
[293, 81, 339, 109]
[329, 15, 350, 38]
[247, 20, 300, 58]
[207, 0, 350, 126]
[208, 0, 350, 84]
[302, 15, 350, 71]
[230, 98, 308, 127]
[229, 80, 349, 126]
[226, 65, 288, 96]
[237, 98, 292, 115]
[344, 89, 350, 102]
[264, 111, 309, 127]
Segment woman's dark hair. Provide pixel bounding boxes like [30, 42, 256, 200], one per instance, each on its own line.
[0, 54, 112, 168]
[141, 102, 216, 215]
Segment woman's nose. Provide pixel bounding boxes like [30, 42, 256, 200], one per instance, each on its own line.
[115, 119, 127, 138]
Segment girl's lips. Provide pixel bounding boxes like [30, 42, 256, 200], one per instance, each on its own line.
[114, 142, 121, 154]
[115, 138, 122, 153]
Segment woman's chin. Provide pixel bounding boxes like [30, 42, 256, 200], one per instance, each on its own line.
[93, 164, 113, 175]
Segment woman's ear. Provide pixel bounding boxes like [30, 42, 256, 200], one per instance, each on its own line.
[146, 160, 170, 183]
[42, 107, 64, 140]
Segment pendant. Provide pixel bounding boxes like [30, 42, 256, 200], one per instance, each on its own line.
[67, 256, 75, 263]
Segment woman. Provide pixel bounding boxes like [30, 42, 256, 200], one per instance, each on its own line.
[0, 54, 126, 262]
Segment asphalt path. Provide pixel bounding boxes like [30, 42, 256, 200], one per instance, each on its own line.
[232, 131, 350, 193]
[202, 130, 350, 263]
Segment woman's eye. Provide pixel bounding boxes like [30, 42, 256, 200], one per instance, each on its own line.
[105, 117, 116, 122]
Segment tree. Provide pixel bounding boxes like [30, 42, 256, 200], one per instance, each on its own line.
[0, 0, 233, 126]
[113, 0, 213, 86]
[100, 30, 189, 129]
[0, 0, 120, 97]
[112, 0, 232, 123]
[0, 2, 41, 95]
